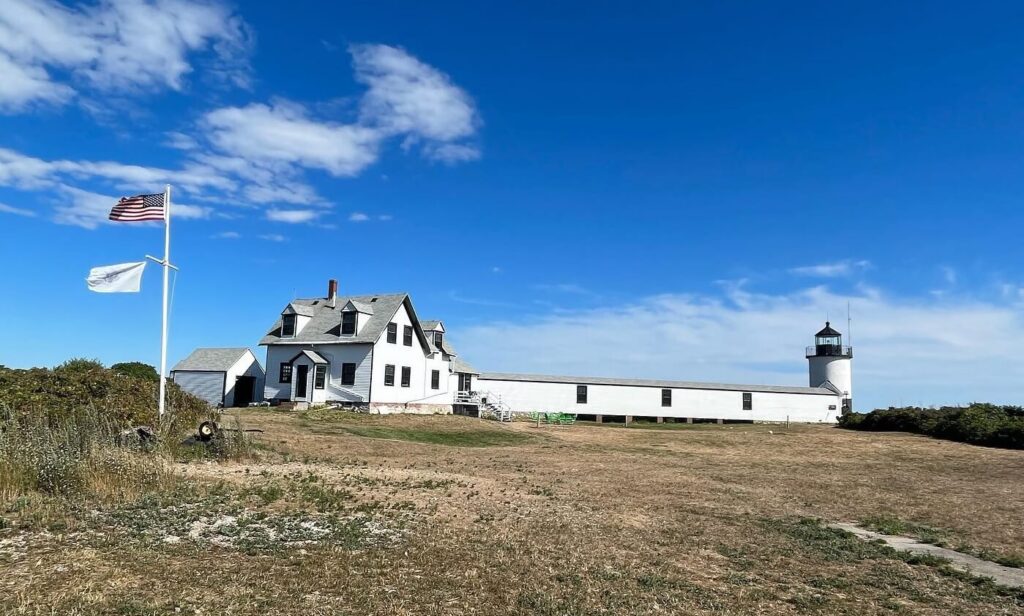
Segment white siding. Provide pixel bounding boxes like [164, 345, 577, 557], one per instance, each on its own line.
[809, 356, 852, 399]
[223, 350, 265, 407]
[263, 343, 373, 403]
[173, 371, 224, 406]
[370, 303, 444, 404]
[475, 378, 841, 423]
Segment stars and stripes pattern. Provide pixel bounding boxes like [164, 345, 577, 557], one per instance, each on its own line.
[109, 193, 165, 222]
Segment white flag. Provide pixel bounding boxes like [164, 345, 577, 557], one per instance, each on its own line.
[86, 262, 146, 293]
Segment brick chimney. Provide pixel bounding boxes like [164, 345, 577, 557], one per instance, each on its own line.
[327, 279, 338, 307]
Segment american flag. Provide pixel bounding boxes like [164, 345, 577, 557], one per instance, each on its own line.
[109, 193, 165, 222]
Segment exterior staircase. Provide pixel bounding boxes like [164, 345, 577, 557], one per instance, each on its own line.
[478, 392, 513, 422]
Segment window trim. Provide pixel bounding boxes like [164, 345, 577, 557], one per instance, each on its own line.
[403, 325, 413, 347]
[341, 311, 357, 335]
[576, 385, 588, 404]
[341, 362, 356, 386]
[661, 388, 672, 407]
[401, 366, 411, 388]
[279, 363, 292, 384]
[386, 323, 397, 344]
[742, 392, 753, 411]
[384, 364, 395, 386]
[314, 364, 327, 390]
[431, 369, 440, 390]
[281, 314, 296, 337]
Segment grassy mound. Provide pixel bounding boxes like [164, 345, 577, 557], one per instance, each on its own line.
[839, 403, 1024, 449]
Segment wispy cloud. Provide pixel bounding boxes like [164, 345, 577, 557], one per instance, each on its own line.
[534, 283, 594, 295]
[456, 283, 1024, 409]
[789, 259, 871, 278]
[259, 233, 286, 242]
[348, 212, 369, 222]
[211, 231, 240, 239]
[0, 0, 251, 112]
[378, 214, 393, 221]
[0, 202, 35, 217]
[266, 209, 319, 224]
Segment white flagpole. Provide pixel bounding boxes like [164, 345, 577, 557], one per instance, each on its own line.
[158, 184, 171, 421]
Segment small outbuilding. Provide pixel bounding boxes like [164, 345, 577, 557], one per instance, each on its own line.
[171, 347, 265, 407]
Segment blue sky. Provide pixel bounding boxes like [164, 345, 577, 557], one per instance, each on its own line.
[1, 1, 1023, 409]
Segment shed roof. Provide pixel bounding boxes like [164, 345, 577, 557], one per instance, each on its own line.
[172, 348, 252, 372]
[477, 372, 836, 396]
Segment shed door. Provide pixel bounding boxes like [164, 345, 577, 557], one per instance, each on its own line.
[173, 371, 224, 406]
[234, 376, 255, 407]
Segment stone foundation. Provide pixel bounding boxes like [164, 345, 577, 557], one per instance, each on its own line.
[368, 402, 454, 416]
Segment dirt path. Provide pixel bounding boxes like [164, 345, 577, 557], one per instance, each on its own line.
[831, 523, 1024, 589]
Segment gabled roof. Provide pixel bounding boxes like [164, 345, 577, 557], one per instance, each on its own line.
[421, 320, 445, 332]
[283, 303, 316, 317]
[288, 349, 328, 364]
[343, 299, 374, 314]
[815, 321, 842, 337]
[173, 348, 253, 372]
[477, 372, 836, 396]
[260, 292, 431, 350]
[452, 356, 479, 374]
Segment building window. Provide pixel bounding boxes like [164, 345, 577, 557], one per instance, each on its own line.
[662, 389, 672, 407]
[458, 373, 472, 392]
[403, 325, 413, 346]
[279, 363, 292, 383]
[387, 323, 397, 344]
[577, 385, 588, 404]
[431, 369, 440, 390]
[341, 363, 356, 386]
[281, 314, 296, 337]
[314, 365, 327, 389]
[433, 332, 443, 350]
[384, 364, 395, 386]
[401, 366, 411, 387]
[742, 392, 752, 410]
[341, 312, 356, 335]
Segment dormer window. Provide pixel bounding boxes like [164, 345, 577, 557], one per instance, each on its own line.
[433, 332, 443, 351]
[281, 314, 296, 337]
[341, 311, 356, 335]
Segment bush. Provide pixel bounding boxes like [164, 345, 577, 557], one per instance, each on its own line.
[110, 362, 159, 382]
[838, 403, 1024, 449]
[0, 359, 211, 434]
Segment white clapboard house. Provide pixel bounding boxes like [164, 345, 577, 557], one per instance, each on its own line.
[251, 279, 852, 422]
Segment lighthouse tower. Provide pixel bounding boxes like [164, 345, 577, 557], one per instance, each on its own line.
[806, 321, 853, 413]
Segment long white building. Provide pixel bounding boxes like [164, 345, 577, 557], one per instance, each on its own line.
[240, 279, 854, 423]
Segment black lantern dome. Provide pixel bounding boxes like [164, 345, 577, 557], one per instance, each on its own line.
[807, 321, 852, 358]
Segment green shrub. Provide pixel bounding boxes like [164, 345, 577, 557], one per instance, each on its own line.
[110, 362, 159, 382]
[839, 403, 1024, 449]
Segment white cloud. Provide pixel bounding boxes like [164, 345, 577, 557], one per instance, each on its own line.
[0, 202, 36, 216]
[352, 43, 480, 144]
[789, 259, 871, 278]
[202, 102, 381, 177]
[259, 233, 286, 242]
[424, 143, 481, 164]
[378, 214, 393, 221]
[211, 230, 240, 239]
[455, 283, 1024, 410]
[266, 208, 318, 224]
[348, 212, 369, 222]
[0, 0, 251, 112]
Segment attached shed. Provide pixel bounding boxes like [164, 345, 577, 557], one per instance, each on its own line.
[171, 348, 265, 407]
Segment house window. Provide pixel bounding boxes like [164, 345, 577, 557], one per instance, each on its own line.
[662, 389, 672, 407]
[742, 392, 752, 410]
[341, 363, 356, 386]
[431, 369, 440, 390]
[458, 373, 472, 392]
[341, 312, 356, 335]
[433, 332, 443, 350]
[401, 366, 411, 387]
[577, 385, 588, 404]
[279, 363, 292, 383]
[403, 325, 413, 346]
[384, 364, 395, 386]
[387, 323, 397, 344]
[281, 314, 296, 337]
[314, 365, 327, 389]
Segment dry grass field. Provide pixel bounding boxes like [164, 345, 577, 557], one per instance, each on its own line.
[2, 409, 1023, 615]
